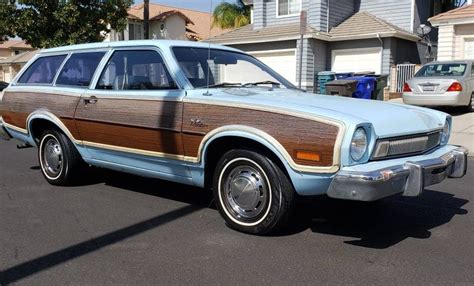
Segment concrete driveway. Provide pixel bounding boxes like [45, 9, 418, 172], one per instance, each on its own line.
[389, 98, 474, 155]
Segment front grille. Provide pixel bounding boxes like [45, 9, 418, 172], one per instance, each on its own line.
[371, 131, 441, 160]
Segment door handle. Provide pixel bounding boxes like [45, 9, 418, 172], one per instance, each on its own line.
[83, 96, 98, 105]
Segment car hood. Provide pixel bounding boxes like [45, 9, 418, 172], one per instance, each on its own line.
[199, 88, 447, 138]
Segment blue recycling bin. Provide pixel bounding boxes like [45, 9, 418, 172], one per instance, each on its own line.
[335, 72, 353, 80]
[317, 71, 336, 94]
[346, 76, 376, 99]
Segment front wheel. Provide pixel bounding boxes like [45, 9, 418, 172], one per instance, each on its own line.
[212, 149, 295, 235]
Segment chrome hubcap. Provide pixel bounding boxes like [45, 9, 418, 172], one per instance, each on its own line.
[223, 165, 268, 220]
[42, 137, 63, 178]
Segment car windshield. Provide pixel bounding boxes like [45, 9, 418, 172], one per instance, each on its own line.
[415, 63, 467, 77]
[172, 47, 295, 89]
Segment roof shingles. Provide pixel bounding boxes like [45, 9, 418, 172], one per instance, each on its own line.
[208, 11, 419, 44]
[429, 4, 474, 23]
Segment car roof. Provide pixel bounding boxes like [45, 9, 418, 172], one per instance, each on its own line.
[40, 40, 242, 55]
[426, 60, 473, 65]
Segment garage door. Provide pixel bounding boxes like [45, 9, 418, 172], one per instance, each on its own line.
[464, 38, 474, 59]
[250, 50, 297, 84]
[332, 48, 382, 74]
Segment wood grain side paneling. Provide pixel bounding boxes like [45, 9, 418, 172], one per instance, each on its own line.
[74, 98, 184, 156]
[1, 91, 81, 135]
[182, 103, 339, 167]
[1, 111, 29, 129]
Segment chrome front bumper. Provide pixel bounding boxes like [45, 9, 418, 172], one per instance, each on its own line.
[327, 147, 469, 201]
[0, 117, 12, 141]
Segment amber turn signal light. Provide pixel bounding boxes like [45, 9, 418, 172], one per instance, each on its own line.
[295, 151, 321, 162]
[447, 82, 462, 92]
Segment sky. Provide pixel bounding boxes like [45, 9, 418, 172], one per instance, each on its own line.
[138, 0, 235, 13]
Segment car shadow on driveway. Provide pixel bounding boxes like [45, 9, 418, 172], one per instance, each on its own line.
[63, 166, 469, 250]
[285, 191, 468, 249]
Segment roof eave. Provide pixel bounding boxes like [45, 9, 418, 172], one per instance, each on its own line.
[429, 17, 474, 26]
[329, 31, 419, 42]
[207, 33, 330, 45]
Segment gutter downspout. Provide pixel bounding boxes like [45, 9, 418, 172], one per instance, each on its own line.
[327, 0, 330, 33]
[377, 33, 384, 74]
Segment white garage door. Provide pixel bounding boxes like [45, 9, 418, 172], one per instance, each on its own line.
[464, 38, 474, 59]
[250, 50, 297, 84]
[332, 48, 382, 74]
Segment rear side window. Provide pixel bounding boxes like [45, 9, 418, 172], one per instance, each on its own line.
[17, 55, 66, 84]
[56, 52, 106, 87]
[96, 50, 177, 90]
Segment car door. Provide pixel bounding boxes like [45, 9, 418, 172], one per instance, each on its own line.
[74, 48, 189, 178]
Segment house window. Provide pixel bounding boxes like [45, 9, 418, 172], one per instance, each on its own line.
[128, 22, 143, 40]
[277, 0, 301, 17]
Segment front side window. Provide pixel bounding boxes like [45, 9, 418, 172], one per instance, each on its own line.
[278, 0, 301, 16]
[56, 52, 105, 87]
[96, 50, 177, 90]
[173, 47, 294, 89]
[17, 55, 66, 84]
[415, 63, 467, 77]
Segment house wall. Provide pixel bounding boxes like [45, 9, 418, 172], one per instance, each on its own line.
[0, 49, 11, 58]
[436, 23, 474, 61]
[454, 24, 474, 60]
[151, 15, 186, 40]
[328, 0, 356, 32]
[253, 0, 354, 32]
[357, 0, 414, 32]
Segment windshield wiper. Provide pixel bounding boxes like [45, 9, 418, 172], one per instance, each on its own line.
[207, 82, 242, 88]
[242, 80, 281, 87]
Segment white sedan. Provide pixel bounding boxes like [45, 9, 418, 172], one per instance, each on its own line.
[403, 61, 474, 112]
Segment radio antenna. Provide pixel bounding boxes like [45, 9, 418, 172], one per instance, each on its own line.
[203, 0, 214, 96]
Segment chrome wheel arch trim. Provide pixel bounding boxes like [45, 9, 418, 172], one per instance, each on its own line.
[195, 125, 341, 174]
[26, 110, 79, 146]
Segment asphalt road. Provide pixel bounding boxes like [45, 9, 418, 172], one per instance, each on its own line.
[1, 139, 473, 285]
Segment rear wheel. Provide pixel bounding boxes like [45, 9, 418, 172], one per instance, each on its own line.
[38, 130, 84, 186]
[212, 149, 295, 235]
[466, 94, 473, 113]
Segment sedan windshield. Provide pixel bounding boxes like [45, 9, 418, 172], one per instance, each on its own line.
[415, 63, 467, 77]
[172, 47, 295, 89]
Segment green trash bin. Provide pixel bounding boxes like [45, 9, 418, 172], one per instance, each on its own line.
[317, 71, 336, 94]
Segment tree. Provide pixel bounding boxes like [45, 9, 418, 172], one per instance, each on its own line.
[212, 0, 250, 29]
[0, 3, 16, 42]
[0, 0, 133, 48]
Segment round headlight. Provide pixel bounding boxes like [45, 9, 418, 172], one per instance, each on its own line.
[351, 127, 368, 161]
[440, 120, 451, 145]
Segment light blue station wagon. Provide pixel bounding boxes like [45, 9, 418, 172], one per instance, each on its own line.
[0, 40, 469, 234]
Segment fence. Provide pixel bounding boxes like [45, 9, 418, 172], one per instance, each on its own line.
[395, 64, 417, 92]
